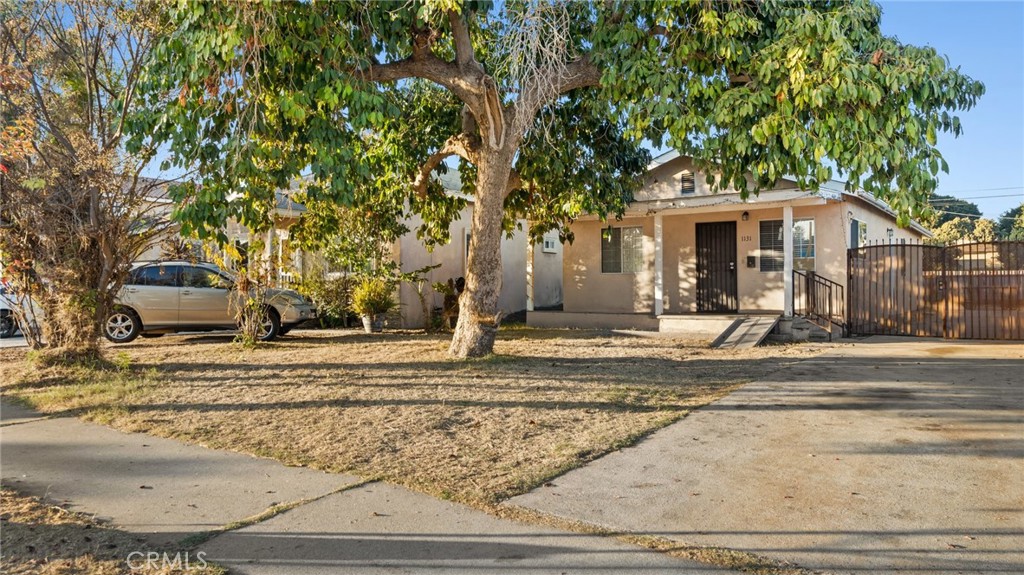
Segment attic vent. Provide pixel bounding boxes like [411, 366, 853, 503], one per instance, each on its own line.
[680, 170, 695, 194]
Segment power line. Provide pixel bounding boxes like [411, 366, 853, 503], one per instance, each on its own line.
[936, 186, 1024, 195]
[933, 209, 1017, 221]
[930, 193, 1023, 202]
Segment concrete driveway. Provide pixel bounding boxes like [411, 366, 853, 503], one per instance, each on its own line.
[508, 337, 1024, 575]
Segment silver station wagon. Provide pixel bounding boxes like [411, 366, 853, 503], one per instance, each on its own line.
[104, 261, 316, 343]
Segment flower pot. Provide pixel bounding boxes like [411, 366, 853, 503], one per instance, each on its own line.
[361, 314, 385, 333]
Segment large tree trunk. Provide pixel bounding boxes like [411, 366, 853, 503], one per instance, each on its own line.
[448, 148, 515, 358]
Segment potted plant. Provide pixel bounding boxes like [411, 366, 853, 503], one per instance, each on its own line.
[349, 277, 397, 333]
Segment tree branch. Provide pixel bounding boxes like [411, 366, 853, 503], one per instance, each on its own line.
[448, 10, 476, 69]
[0, 19, 77, 159]
[504, 169, 522, 198]
[553, 57, 603, 95]
[412, 134, 480, 198]
[356, 27, 483, 104]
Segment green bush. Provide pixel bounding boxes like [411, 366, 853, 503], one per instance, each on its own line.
[297, 274, 355, 328]
[349, 277, 397, 317]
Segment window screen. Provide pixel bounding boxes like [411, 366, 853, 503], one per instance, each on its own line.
[601, 226, 643, 273]
[850, 219, 868, 248]
[759, 220, 784, 272]
[759, 219, 816, 271]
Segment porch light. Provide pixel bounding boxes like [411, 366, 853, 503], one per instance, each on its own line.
[741, 211, 749, 221]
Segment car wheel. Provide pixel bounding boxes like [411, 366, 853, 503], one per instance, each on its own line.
[0, 314, 15, 339]
[104, 308, 142, 343]
[256, 307, 281, 342]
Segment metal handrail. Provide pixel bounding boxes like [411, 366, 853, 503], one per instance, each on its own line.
[793, 270, 846, 337]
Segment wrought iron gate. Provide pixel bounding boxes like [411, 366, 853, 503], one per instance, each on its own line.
[847, 241, 1024, 340]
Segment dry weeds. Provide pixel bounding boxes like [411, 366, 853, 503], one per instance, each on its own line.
[1, 328, 826, 506]
[0, 488, 224, 575]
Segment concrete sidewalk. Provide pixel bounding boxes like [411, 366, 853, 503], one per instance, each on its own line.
[1, 410, 356, 547]
[508, 338, 1024, 575]
[202, 481, 730, 574]
[0, 400, 719, 574]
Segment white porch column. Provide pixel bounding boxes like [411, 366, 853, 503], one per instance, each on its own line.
[654, 213, 664, 316]
[783, 205, 794, 317]
[526, 240, 535, 312]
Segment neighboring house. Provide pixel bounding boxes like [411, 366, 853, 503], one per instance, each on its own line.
[220, 189, 309, 285]
[527, 151, 928, 332]
[395, 171, 528, 329]
[137, 170, 530, 330]
[136, 181, 310, 286]
[129, 177, 177, 262]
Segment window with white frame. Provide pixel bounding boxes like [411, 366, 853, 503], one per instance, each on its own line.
[759, 218, 815, 272]
[793, 218, 815, 271]
[541, 232, 558, 254]
[850, 218, 868, 248]
[601, 226, 643, 273]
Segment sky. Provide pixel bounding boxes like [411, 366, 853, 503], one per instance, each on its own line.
[878, 0, 1024, 221]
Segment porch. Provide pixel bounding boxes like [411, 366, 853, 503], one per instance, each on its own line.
[525, 310, 783, 348]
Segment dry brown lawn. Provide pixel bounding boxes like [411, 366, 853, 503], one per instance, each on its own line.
[0, 488, 224, 575]
[1, 328, 826, 507]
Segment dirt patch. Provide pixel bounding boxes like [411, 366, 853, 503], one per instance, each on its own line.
[0, 487, 224, 575]
[1, 328, 826, 506]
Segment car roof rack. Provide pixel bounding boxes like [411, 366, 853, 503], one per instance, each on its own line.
[132, 259, 219, 266]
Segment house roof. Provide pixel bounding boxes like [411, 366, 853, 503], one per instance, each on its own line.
[436, 168, 463, 193]
[648, 149, 683, 170]
[617, 187, 830, 220]
[274, 190, 306, 216]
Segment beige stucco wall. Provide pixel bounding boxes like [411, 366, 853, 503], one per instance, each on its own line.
[845, 197, 923, 247]
[641, 157, 710, 201]
[738, 203, 848, 312]
[562, 216, 655, 313]
[397, 205, 527, 328]
[639, 156, 799, 202]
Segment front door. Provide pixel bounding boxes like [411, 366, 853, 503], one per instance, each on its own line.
[696, 221, 738, 312]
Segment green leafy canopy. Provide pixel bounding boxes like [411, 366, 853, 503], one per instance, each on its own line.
[128, 0, 983, 243]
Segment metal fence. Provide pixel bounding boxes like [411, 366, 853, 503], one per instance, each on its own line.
[793, 270, 846, 338]
[847, 240, 1024, 340]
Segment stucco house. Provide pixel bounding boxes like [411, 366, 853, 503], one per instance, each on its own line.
[395, 172, 528, 329]
[136, 184, 308, 283]
[527, 151, 928, 335]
